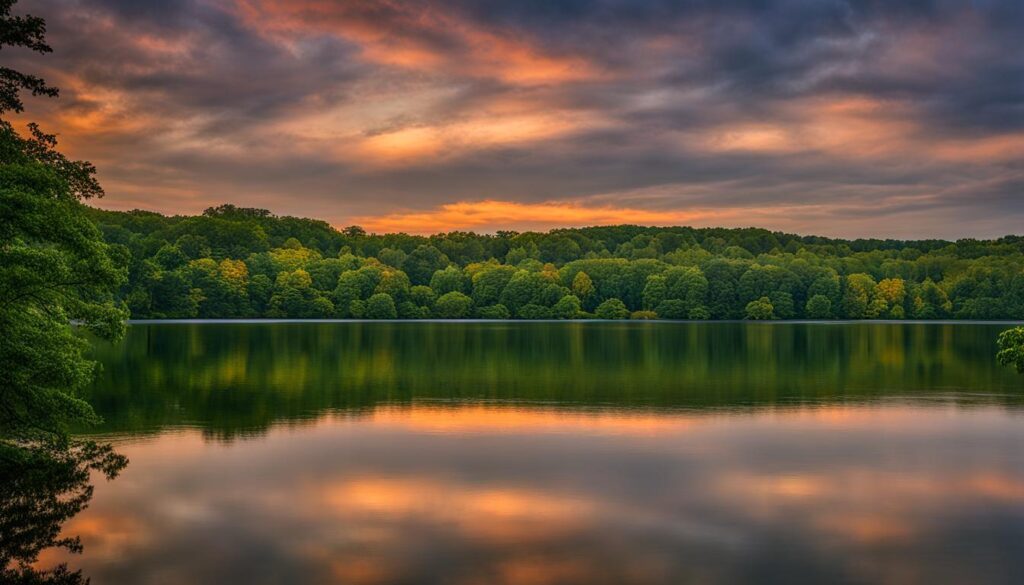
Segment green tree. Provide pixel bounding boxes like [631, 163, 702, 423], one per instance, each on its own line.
[401, 245, 450, 285]
[153, 244, 188, 270]
[996, 327, 1024, 373]
[186, 258, 249, 317]
[333, 268, 377, 317]
[642, 275, 667, 310]
[738, 265, 796, 308]
[477, 304, 511, 319]
[471, 264, 516, 306]
[0, 1, 58, 116]
[375, 268, 411, 303]
[365, 292, 398, 319]
[538, 236, 581, 264]
[1, 22, 132, 582]
[869, 278, 906, 319]
[595, 298, 629, 319]
[430, 265, 466, 295]
[248, 274, 273, 316]
[397, 301, 429, 319]
[506, 242, 539, 266]
[745, 297, 775, 320]
[306, 257, 352, 291]
[805, 294, 832, 319]
[500, 270, 551, 314]
[807, 273, 841, 309]
[664, 266, 709, 315]
[267, 270, 333, 318]
[268, 239, 320, 273]
[769, 291, 795, 319]
[409, 285, 436, 309]
[151, 271, 198, 318]
[842, 273, 876, 319]
[655, 299, 687, 319]
[377, 247, 407, 268]
[911, 278, 952, 319]
[688, 306, 710, 320]
[434, 291, 473, 319]
[517, 303, 553, 319]
[0, 7, 127, 442]
[571, 271, 595, 306]
[703, 259, 746, 319]
[552, 295, 582, 319]
[349, 299, 367, 318]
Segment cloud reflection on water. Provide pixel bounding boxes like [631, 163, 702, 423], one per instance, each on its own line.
[40, 403, 1024, 584]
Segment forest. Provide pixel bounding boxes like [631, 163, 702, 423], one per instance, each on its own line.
[89, 204, 1024, 321]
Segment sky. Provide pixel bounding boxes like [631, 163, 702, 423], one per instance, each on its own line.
[7, 0, 1024, 238]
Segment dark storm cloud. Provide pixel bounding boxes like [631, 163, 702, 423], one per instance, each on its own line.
[7, 0, 1024, 236]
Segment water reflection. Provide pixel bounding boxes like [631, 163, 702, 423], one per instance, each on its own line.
[82, 322, 1024, 439]
[40, 404, 1024, 584]
[33, 322, 1024, 583]
[1, 442, 126, 584]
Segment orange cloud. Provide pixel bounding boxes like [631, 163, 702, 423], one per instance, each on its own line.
[350, 108, 610, 165]
[234, 0, 604, 85]
[344, 194, 943, 235]
[347, 199, 742, 233]
[369, 405, 702, 436]
[320, 476, 596, 545]
[695, 96, 918, 158]
[692, 95, 1024, 165]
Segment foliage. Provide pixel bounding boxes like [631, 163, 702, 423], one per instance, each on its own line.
[0, 0, 58, 116]
[434, 291, 473, 319]
[1, 6, 129, 581]
[552, 294, 582, 319]
[1, 5, 126, 442]
[477, 304, 511, 319]
[595, 298, 630, 319]
[745, 297, 776, 320]
[365, 292, 397, 319]
[996, 327, 1024, 373]
[429, 265, 466, 295]
[805, 294, 833, 319]
[517, 303, 553, 319]
[81, 207, 1024, 321]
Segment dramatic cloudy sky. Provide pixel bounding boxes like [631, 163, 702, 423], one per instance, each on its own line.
[7, 0, 1024, 237]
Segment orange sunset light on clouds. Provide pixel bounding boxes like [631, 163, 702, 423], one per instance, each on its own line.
[350, 200, 734, 234]
[6, 0, 1024, 237]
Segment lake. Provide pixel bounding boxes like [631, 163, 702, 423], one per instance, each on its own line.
[38, 322, 1024, 583]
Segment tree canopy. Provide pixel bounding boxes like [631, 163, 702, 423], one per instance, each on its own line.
[86, 205, 1024, 321]
[1, 0, 126, 444]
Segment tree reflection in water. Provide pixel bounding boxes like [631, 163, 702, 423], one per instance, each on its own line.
[0, 441, 126, 584]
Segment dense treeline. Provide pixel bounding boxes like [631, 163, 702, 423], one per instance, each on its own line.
[89, 204, 1024, 321]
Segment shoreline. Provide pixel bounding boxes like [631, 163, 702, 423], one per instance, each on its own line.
[124, 319, 1024, 325]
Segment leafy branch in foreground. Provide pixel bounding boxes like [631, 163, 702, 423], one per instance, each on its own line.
[0, 91, 125, 446]
[0, 0, 58, 115]
[1, 0, 128, 577]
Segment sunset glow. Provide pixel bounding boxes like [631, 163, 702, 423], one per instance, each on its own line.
[350, 200, 736, 233]
[6, 0, 1023, 236]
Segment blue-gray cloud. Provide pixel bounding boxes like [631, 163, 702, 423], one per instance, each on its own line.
[7, 0, 1024, 237]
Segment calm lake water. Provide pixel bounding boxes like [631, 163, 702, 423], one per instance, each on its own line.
[42, 322, 1024, 583]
